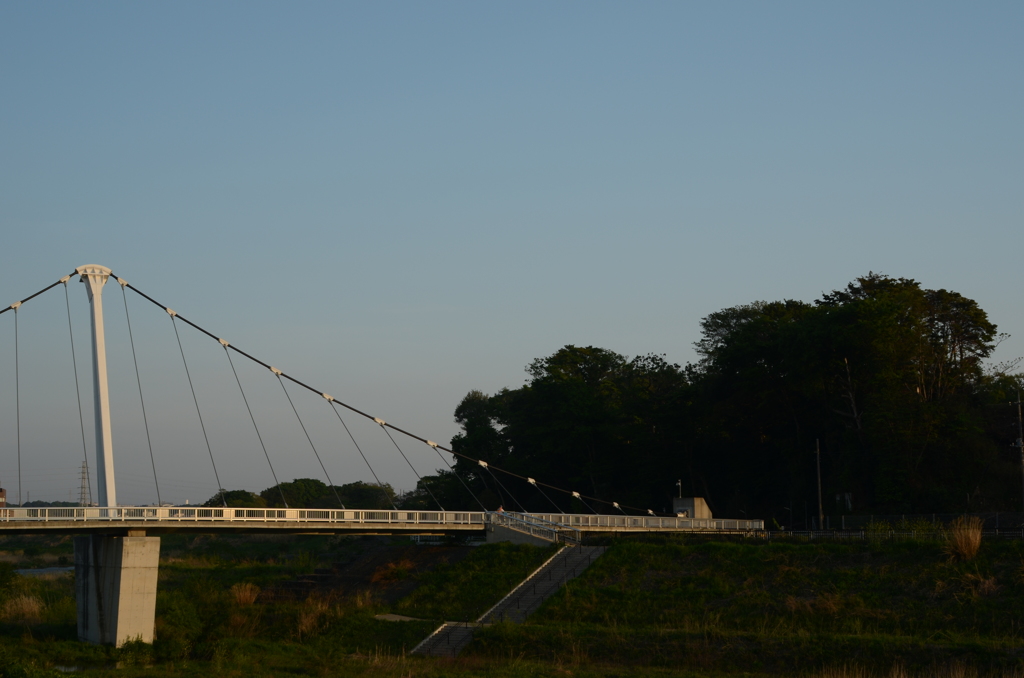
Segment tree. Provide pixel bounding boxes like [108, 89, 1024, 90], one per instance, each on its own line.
[203, 489, 265, 508]
[441, 274, 1015, 520]
[445, 346, 689, 513]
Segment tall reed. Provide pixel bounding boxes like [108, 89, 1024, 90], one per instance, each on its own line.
[944, 516, 983, 561]
[2, 594, 43, 624]
[231, 582, 260, 606]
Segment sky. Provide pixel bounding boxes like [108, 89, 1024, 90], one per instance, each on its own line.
[0, 2, 1021, 506]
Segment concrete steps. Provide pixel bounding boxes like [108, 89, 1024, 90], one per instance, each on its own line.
[481, 545, 606, 625]
[410, 545, 606, 658]
[408, 621, 480, 659]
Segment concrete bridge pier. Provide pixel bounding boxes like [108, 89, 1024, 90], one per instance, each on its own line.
[74, 533, 160, 646]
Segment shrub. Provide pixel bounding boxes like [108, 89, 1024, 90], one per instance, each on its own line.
[154, 594, 203, 660]
[117, 638, 153, 667]
[0, 562, 16, 606]
[370, 559, 415, 583]
[1, 594, 43, 625]
[230, 582, 260, 606]
[944, 516, 983, 561]
[297, 596, 330, 640]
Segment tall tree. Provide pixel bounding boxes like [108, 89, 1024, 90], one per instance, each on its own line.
[435, 274, 1014, 520]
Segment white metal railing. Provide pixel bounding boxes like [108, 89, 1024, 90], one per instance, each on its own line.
[0, 507, 486, 526]
[488, 511, 581, 545]
[0, 507, 762, 531]
[521, 513, 764, 531]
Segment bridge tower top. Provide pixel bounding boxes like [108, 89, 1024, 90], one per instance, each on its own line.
[76, 264, 116, 508]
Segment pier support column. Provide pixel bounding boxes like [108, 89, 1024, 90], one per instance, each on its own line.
[74, 534, 160, 646]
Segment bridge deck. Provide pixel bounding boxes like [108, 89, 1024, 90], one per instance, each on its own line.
[0, 507, 763, 536]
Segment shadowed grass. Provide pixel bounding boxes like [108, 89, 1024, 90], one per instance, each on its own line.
[395, 542, 556, 621]
[462, 538, 1024, 673]
[5, 535, 1024, 676]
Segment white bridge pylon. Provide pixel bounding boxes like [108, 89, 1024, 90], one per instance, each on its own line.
[76, 265, 117, 509]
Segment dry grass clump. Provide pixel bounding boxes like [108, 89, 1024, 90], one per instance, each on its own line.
[961, 572, 1000, 597]
[2, 594, 44, 624]
[296, 596, 331, 639]
[944, 516, 983, 561]
[353, 589, 375, 609]
[810, 661, 1024, 678]
[370, 559, 415, 584]
[231, 582, 260, 606]
[816, 666, 872, 678]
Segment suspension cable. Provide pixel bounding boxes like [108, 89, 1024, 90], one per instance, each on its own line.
[168, 311, 226, 507]
[276, 372, 342, 508]
[423, 440, 488, 512]
[528, 477, 564, 514]
[571, 490, 600, 515]
[479, 461, 526, 513]
[222, 345, 289, 509]
[63, 280, 92, 506]
[474, 463, 502, 508]
[375, 420, 444, 511]
[7, 271, 90, 509]
[117, 278, 670, 516]
[13, 305, 21, 507]
[119, 281, 161, 507]
[2, 273, 74, 317]
[325, 399, 397, 510]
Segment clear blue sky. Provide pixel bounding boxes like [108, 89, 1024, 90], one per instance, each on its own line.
[1, 2, 1021, 505]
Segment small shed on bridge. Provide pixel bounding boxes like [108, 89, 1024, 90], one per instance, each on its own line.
[672, 497, 711, 519]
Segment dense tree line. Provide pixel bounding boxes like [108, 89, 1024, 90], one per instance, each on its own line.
[203, 479, 397, 510]
[417, 274, 1023, 523]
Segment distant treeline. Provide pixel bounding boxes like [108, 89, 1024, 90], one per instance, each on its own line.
[206, 274, 1022, 525]
[4, 500, 81, 508]
[408, 273, 1024, 524]
[202, 479, 400, 510]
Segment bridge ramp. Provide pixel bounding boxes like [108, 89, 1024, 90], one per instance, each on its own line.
[411, 545, 606, 658]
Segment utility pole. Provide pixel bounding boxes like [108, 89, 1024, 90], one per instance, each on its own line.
[1014, 388, 1024, 513]
[815, 439, 824, 531]
[79, 461, 92, 507]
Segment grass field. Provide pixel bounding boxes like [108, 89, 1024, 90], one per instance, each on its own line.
[471, 536, 1024, 675]
[0, 534, 553, 677]
[2, 533, 1024, 677]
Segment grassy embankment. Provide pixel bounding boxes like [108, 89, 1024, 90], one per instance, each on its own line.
[473, 533, 1024, 675]
[3, 528, 1024, 677]
[0, 534, 555, 677]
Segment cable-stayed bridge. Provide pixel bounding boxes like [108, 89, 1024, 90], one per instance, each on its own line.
[0, 265, 760, 646]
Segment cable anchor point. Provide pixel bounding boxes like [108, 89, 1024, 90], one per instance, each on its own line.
[218, 338, 230, 347]
[373, 417, 386, 426]
[9, 301, 21, 310]
[322, 393, 334, 401]
[270, 367, 283, 376]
